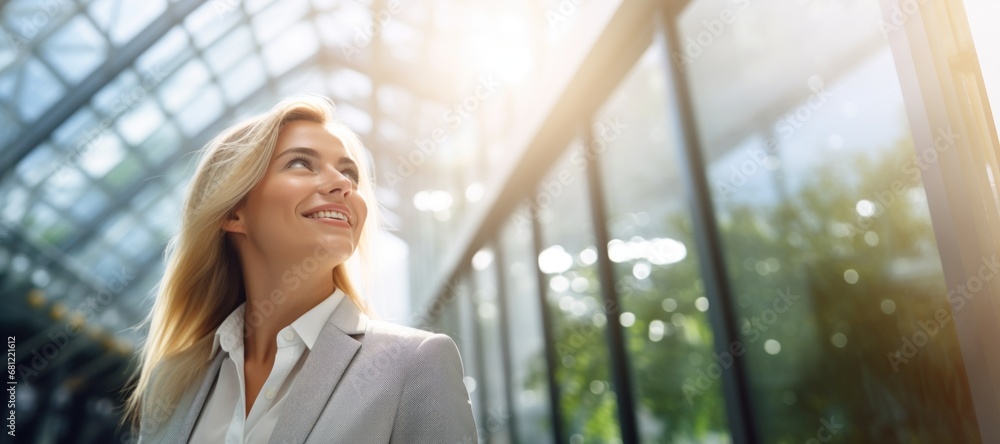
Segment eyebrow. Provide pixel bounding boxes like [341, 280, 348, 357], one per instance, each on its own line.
[278, 147, 358, 168]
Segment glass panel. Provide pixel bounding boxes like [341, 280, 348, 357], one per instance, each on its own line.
[51, 106, 99, 151]
[129, 266, 165, 305]
[78, 132, 126, 180]
[381, 19, 421, 62]
[158, 58, 211, 114]
[116, 99, 166, 147]
[261, 22, 318, 77]
[963, 0, 1000, 133]
[91, 69, 139, 116]
[38, 14, 107, 83]
[220, 55, 267, 105]
[540, 0, 599, 44]
[499, 209, 554, 444]
[376, 119, 406, 147]
[185, 0, 242, 49]
[428, 276, 462, 338]
[136, 121, 182, 166]
[0, 181, 30, 223]
[536, 145, 621, 442]
[40, 167, 87, 210]
[0, 106, 20, 147]
[329, 68, 372, 102]
[245, 0, 281, 16]
[376, 85, 414, 121]
[143, 193, 182, 240]
[68, 185, 110, 220]
[163, 155, 195, 190]
[597, 41, 731, 442]
[174, 84, 224, 137]
[448, 275, 484, 434]
[1, 1, 75, 66]
[0, 40, 12, 74]
[335, 102, 372, 134]
[74, 235, 115, 272]
[204, 25, 255, 76]
[277, 67, 325, 98]
[251, 0, 309, 43]
[101, 153, 146, 190]
[679, 0, 979, 441]
[116, 225, 156, 261]
[471, 246, 511, 443]
[0, 69, 15, 103]
[130, 183, 165, 214]
[15, 143, 58, 187]
[65, 186, 111, 224]
[101, 213, 138, 247]
[23, 202, 72, 246]
[92, 252, 126, 281]
[136, 26, 193, 76]
[18, 59, 64, 120]
[313, 11, 357, 50]
[87, 0, 167, 44]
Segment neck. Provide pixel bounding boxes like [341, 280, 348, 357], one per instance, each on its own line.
[238, 250, 336, 364]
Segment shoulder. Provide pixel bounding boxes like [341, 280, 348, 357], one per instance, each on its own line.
[346, 319, 468, 407]
[361, 318, 463, 366]
[363, 321, 477, 441]
[364, 318, 437, 341]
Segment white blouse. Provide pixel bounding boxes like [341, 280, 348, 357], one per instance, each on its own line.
[189, 289, 346, 444]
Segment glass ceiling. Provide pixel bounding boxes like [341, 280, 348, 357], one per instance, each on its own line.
[0, 0, 591, 345]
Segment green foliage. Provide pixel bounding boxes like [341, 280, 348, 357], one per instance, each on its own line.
[523, 137, 979, 443]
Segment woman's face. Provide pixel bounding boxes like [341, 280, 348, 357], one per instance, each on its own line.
[225, 120, 368, 268]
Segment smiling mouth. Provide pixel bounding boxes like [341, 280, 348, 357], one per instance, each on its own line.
[304, 210, 350, 225]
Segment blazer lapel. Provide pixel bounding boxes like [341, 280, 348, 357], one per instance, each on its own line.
[159, 350, 226, 443]
[268, 300, 368, 444]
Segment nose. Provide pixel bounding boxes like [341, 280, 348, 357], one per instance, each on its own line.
[319, 166, 354, 197]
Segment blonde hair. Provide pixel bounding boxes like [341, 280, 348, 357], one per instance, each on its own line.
[120, 95, 382, 435]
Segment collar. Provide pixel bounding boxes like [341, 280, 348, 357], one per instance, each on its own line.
[208, 287, 346, 361]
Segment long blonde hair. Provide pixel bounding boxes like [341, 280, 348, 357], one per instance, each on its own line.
[120, 95, 382, 435]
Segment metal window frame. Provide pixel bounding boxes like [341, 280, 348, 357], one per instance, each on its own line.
[581, 121, 641, 443]
[879, 0, 1000, 441]
[464, 241, 519, 443]
[465, 270, 491, 439]
[655, 5, 760, 444]
[529, 206, 568, 444]
[490, 238, 519, 442]
[0, 0, 205, 178]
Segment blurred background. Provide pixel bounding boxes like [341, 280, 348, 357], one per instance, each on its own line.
[2, 0, 1000, 442]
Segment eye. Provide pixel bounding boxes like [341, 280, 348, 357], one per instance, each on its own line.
[341, 167, 361, 184]
[286, 155, 312, 169]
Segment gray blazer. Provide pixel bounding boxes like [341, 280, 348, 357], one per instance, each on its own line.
[137, 299, 478, 443]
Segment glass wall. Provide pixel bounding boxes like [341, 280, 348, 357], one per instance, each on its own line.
[534, 145, 623, 443]
[678, 0, 979, 441]
[594, 38, 732, 442]
[471, 244, 513, 444]
[407, 1, 998, 443]
[498, 211, 554, 444]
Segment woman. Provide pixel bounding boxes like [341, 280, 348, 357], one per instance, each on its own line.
[122, 96, 477, 443]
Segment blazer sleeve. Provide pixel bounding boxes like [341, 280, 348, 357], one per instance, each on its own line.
[390, 333, 478, 444]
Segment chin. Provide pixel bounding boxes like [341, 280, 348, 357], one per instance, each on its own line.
[313, 240, 354, 262]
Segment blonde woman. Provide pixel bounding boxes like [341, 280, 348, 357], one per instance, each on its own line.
[122, 96, 477, 443]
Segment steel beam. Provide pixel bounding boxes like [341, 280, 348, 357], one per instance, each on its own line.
[0, 0, 205, 178]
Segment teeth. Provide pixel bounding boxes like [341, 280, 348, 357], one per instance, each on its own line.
[307, 210, 347, 222]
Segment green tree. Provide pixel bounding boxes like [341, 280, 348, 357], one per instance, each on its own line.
[525, 135, 979, 443]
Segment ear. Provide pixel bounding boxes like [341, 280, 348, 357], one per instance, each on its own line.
[222, 206, 247, 235]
